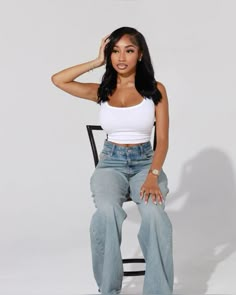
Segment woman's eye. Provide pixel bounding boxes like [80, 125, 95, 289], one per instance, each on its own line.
[127, 49, 134, 53]
[112, 49, 119, 53]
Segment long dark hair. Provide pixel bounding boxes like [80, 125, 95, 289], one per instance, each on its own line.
[97, 27, 162, 105]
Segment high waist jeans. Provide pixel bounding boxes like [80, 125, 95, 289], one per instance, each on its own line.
[90, 140, 174, 294]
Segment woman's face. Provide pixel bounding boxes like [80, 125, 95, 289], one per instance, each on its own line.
[110, 34, 142, 76]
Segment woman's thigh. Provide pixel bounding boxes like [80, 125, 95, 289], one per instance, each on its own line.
[90, 167, 130, 208]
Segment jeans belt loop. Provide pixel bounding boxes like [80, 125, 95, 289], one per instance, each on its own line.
[139, 143, 144, 156]
[111, 143, 116, 156]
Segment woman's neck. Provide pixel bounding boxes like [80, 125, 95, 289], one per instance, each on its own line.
[116, 73, 135, 88]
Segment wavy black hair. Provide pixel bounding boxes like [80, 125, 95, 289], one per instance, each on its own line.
[97, 27, 162, 105]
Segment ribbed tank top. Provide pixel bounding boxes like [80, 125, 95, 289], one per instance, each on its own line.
[99, 98, 155, 144]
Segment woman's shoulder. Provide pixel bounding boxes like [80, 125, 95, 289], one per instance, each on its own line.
[156, 81, 167, 94]
[155, 81, 168, 106]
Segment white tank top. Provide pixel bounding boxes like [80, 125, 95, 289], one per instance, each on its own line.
[99, 98, 155, 144]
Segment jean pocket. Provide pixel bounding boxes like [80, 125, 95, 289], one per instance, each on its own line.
[99, 152, 111, 161]
[143, 149, 154, 159]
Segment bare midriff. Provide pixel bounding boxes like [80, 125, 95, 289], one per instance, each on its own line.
[110, 141, 145, 147]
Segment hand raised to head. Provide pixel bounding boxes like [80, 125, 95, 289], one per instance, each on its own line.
[96, 35, 110, 66]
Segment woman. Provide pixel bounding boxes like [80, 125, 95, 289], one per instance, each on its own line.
[51, 27, 173, 295]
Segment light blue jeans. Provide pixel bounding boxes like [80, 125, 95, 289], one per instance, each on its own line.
[90, 140, 174, 294]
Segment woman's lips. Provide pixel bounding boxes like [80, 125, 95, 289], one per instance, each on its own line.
[117, 63, 128, 70]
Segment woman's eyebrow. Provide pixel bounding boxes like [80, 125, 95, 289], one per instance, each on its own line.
[113, 44, 137, 48]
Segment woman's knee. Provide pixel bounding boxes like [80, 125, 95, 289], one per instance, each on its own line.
[140, 201, 164, 218]
[139, 202, 171, 228]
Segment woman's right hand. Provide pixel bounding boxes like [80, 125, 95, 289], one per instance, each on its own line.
[96, 35, 110, 66]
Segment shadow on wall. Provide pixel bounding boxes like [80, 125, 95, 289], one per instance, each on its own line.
[123, 147, 236, 294]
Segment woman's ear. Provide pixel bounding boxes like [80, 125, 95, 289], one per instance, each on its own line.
[138, 53, 143, 62]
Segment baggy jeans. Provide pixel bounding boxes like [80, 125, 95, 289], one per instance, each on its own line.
[90, 140, 174, 294]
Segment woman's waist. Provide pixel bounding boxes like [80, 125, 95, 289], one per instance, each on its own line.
[109, 141, 147, 147]
[102, 140, 153, 155]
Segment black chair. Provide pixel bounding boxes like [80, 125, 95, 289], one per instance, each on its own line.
[86, 123, 156, 276]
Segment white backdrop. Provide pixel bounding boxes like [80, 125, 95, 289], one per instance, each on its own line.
[0, 1, 236, 294]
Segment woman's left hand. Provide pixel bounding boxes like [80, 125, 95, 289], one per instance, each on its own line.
[140, 176, 163, 205]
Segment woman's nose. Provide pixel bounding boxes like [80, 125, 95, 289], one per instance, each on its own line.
[118, 51, 126, 61]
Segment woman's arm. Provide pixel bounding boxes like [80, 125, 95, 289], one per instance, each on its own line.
[140, 82, 169, 204]
[151, 82, 169, 171]
[51, 36, 110, 102]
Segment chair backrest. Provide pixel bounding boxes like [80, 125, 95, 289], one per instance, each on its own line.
[86, 123, 156, 167]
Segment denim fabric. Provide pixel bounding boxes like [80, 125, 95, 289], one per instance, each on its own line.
[90, 140, 174, 294]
